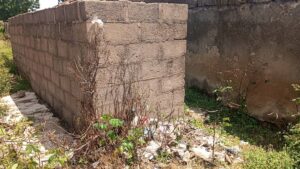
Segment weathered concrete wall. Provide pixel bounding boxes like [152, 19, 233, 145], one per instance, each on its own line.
[187, 1, 300, 125]
[133, 0, 300, 125]
[8, 1, 187, 129]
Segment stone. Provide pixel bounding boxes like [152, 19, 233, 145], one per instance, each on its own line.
[145, 141, 161, 155]
[191, 146, 211, 161]
[103, 23, 141, 45]
[225, 146, 241, 155]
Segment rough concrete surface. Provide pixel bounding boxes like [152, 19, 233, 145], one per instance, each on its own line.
[8, 1, 187, 129]
[186, 1, 300, 125]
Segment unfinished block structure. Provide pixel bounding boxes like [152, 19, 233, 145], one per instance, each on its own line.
[8, 1, 187, 128]
[130, 0, 300, 125]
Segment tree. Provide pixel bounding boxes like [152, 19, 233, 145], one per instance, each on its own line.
[0, 0, 40, 21]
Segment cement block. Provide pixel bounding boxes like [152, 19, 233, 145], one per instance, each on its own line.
[57, 40, 68, 58]
[104, 23, 141, 45]
[65, 2, 80, 22]
[161, 74, 185, 92]
[51, 70, 60, 86]
[45, 53, 53, 68]
[80, 1, 128, 22]
[159, 3, 188, 23]
[55, 5, 65, 23]
[161, 40, 187, 59]
[140, 23, 173, 42]
[128, 3, 159, 22]
[60, 75, 71, 92]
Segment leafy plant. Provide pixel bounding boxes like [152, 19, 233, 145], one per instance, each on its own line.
[292, 84, 300, 112]
[285, 121, 300, 168]
[46, 149, 69, 168]
[93, 115, 145, 165]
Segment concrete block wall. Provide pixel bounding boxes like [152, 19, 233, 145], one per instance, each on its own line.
[129, 0, 292, 8]
[8, 1, 188, 128]
[186, 1, 300, 125]
[132, 0, 300, 125]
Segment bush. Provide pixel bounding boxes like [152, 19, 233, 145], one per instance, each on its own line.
[285, 122, 300, 168]
[243, 147, 294, 169]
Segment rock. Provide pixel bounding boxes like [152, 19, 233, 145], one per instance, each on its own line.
[240, 140, 249, 145]
[131, 116, 139, 126]
[225, 154, 232, 164]
[178, 143, 187, 150]
[143, 152, 154, 161]
[13, 91, 26, 98]
[145, 141, 161, 155]
[232, 157, 244, 164]
[226, 146, 240, 155]
[182, 151, 191, 162]
[92, 161, 100, 168]
[214, 152, 225, 162]
[191, 146, 211, 161]
[158, 123, 174, 134]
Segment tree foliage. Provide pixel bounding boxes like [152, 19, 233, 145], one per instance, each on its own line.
[0, 0, 39, 21]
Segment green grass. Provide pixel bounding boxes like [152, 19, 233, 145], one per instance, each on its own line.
[185, 87, 297, 168]
[185, 87, 283, 149]
[0, 30, 30, 96]
[243, 147, 294, 169]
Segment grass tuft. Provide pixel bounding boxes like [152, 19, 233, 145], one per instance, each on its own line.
[185, 87, 283, 148]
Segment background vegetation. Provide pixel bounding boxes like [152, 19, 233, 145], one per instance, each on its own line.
[0, 0, 39, 21]
[0, 31, 30, 96]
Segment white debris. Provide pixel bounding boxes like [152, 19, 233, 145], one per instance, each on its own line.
[91, 17, 104, 28]
[145, 141, 161, 155]
[92, 161, 100, 168]
[191, 146, 212, 161]
[240, 140, 249, 145]
[0, 91, 73, 166]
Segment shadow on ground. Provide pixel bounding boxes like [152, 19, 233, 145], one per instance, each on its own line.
[185, 87, 285, 150]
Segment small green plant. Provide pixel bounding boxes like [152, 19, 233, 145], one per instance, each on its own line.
[156, 150, 172, 163]
[46, 149, 70, 168]
[243, 147, 294, 169]
[93, 114, 145, 165]
[292, 84, 300, 112]
[285, 121, 300, 168]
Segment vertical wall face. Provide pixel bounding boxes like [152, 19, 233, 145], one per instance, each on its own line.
[82, 1, 188, 118]
[8, 1, 188, 128]
[186, 1, 300, 125]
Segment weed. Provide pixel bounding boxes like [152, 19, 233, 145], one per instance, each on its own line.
[243, 147, 294, 169]
[185, 87, 283, 149]
[93, 114, 145, 165]
[156, 150, 172, 163]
